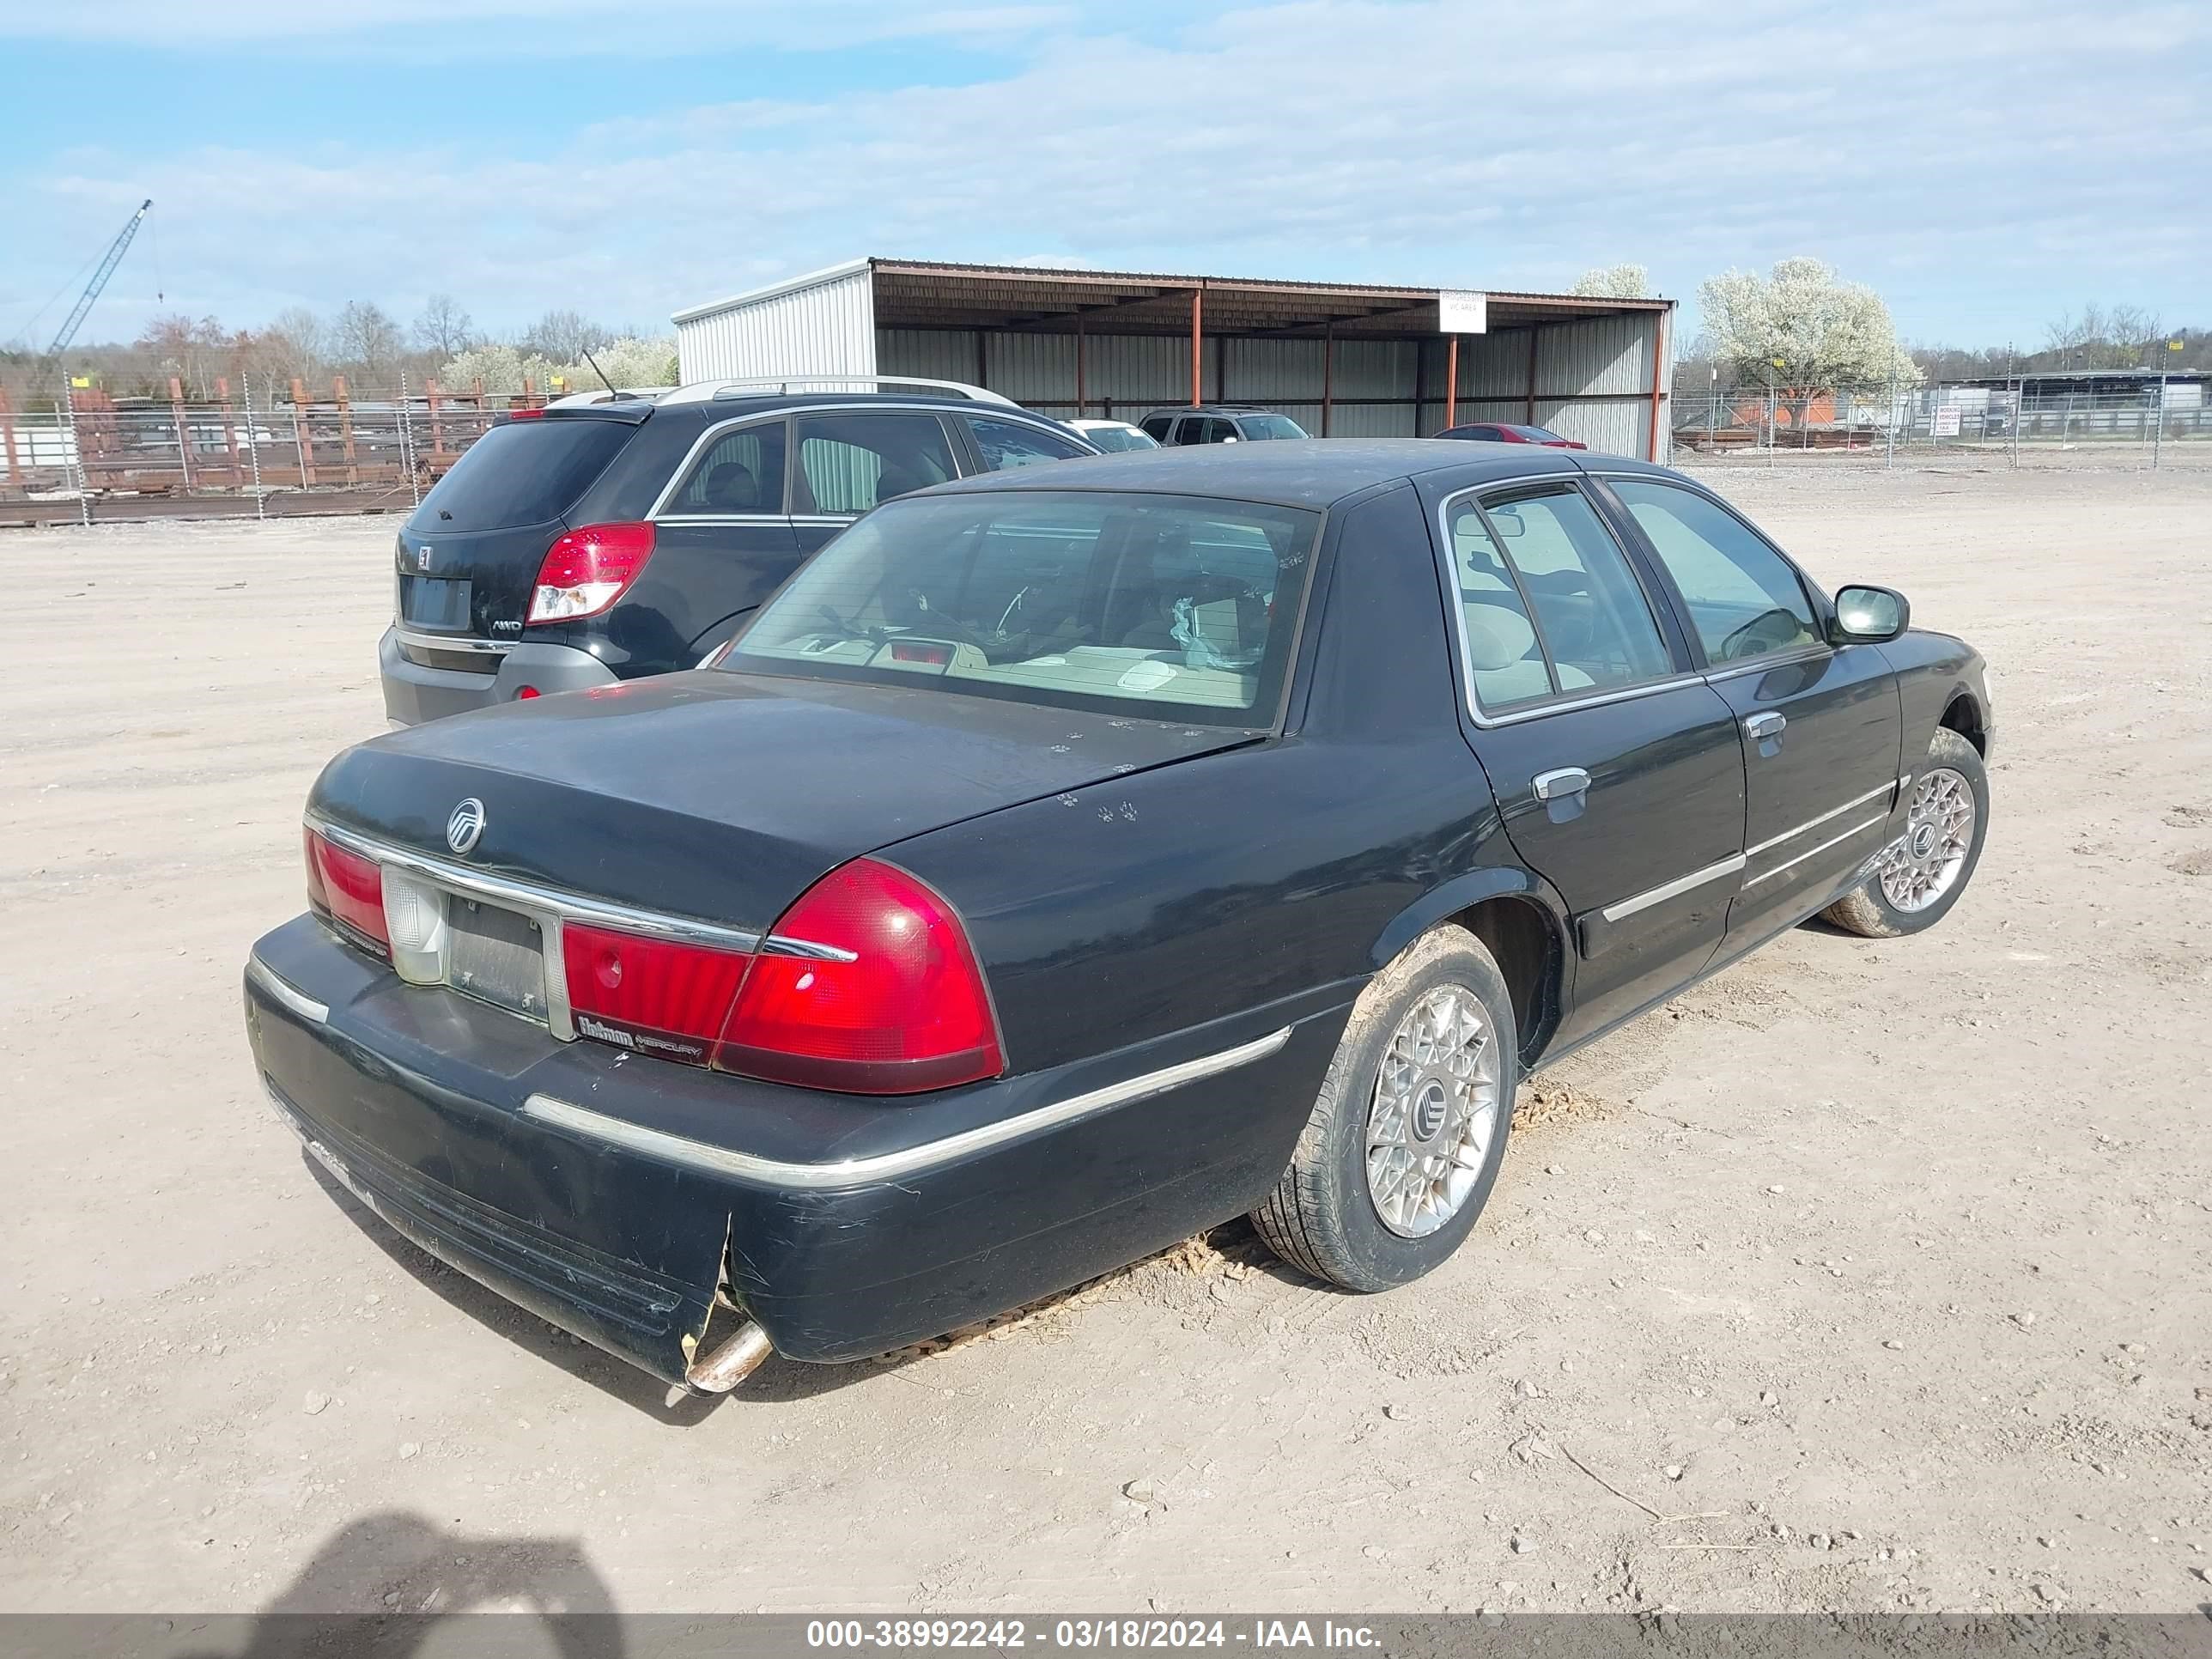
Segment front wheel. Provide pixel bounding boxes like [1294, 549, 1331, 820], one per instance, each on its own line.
[1822, 726, 1989, 938]
[1251, 926, 1517, 1291]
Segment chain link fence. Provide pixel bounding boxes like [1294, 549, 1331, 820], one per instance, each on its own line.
[1672, 374, 2209, 467]
[0, 378, 546, 525]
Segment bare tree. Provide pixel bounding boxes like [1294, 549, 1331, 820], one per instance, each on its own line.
[133, 313, 231, 399]
[252, 307, 330, 392]
[334, 300, 403, 377]
[526, 308, 611, 364]
[412, 294, 476, 357]
[1569, 264, 1650, 299]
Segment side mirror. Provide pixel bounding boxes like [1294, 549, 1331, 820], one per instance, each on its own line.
[1832, 584, 1910, 643]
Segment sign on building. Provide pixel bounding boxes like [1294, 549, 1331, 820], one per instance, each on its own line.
[1437, 290, 1488, 334]
[1931, 406, 1962, 437]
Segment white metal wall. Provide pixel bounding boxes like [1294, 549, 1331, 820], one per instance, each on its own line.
[1453, 313, 1668, 459]
[676, 266, 878, 383]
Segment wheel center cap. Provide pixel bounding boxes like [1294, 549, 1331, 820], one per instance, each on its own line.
[1911, 823, 1937, 860]
[1411, 1078, 1450, 1146]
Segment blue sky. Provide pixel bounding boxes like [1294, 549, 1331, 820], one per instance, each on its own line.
[3, 0, 2208, 350]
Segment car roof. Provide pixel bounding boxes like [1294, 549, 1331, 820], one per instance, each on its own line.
[924, 438, 1674, 509]
[617, 393, 1073, 427]
[1139, 404, 1278, 417]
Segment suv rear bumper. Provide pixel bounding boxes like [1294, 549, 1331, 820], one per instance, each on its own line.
[242, 915, 1336, 1384]
[379, 627, 620, 726]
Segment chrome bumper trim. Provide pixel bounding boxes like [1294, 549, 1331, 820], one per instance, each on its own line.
[247, 955, 331, 1025]
[519, 1024, 1294, 1190]
[395, 626, 514, 657]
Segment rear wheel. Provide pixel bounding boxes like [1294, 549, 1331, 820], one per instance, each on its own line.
[1252, 927, 1516, 1291]
[1822, 726, 1988, 938]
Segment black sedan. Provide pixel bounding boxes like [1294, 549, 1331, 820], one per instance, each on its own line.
[243, 441, 1993, 1396]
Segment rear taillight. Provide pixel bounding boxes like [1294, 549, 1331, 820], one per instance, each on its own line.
[304, 830, 389, 954]
[716, 859, 1003, 1095]
[526, 522, 655, 625]
[560, 923, 751, 1069]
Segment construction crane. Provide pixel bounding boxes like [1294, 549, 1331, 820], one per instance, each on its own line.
[46, 198, 153, 357]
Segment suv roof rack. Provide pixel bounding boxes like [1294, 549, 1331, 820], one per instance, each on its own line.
[658, 375, 1020, 408]
[544, 387, 674, 409]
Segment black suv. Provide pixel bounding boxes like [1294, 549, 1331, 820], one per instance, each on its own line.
[380, 380, 1098, 725]
[1138, 404, 1309, 446]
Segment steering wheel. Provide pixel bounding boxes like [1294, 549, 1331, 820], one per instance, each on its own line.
[1717, 607, 1806, 661]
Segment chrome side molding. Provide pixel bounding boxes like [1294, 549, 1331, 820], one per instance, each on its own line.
[520, 1024, 1295, 1190]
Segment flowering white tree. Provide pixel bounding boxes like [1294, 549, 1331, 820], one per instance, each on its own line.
[1698, 258, 1919, 438]
[435, 336, 678, 398]
[1570, 264, 1649, 298]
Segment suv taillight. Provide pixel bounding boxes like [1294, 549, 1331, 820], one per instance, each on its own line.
[304, 830, 389, 955]
[716, 859, 1003, 1094]
[526, 521, 656, 625]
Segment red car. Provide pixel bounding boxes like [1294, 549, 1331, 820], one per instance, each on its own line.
[1433, 422, 1587, 450]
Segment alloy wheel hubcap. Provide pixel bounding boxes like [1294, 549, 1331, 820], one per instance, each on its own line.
[1880, 767, 1975, 913]
[1364, 984, 1501, 1239]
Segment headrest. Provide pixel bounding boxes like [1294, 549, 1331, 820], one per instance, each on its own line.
[1462, 602, 1536, 672]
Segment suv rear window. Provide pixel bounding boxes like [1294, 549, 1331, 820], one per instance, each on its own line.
[723, 489, 1320, 726]
[412, 417, 635, 530]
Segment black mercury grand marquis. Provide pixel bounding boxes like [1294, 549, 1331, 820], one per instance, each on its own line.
[243, 441, 1993, 1396]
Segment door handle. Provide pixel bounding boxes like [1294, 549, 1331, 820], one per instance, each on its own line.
[1532, 766, 1591, 801]
[1744, 712, 1786, 739]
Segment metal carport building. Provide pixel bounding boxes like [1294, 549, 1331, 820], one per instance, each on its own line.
[672, 258, 1676, 459]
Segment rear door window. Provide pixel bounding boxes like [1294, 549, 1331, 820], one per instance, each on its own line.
[794, 412, 959, 515]
[965, 416, 1089, 470]
[412, 418, 635, 529]
[1443, 486, 1673, 709]
[662, 421, 788, 515]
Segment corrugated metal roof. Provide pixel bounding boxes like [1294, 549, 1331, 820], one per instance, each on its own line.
[675, 256, 1671, 339]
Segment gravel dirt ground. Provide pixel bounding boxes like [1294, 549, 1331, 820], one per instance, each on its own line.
[3, 459, 2209, 1620]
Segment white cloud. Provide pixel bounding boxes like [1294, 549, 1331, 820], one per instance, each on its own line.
[5, 0, 2208, 343]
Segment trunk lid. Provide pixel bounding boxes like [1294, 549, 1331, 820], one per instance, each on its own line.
[309, 672, 1259, 933]
[396, 413, 644, 644]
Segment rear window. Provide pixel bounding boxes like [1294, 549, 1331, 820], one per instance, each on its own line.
[411, 418, 635, 530]
[722, 489, 1321, 727]
[1085, 426, 1158, 453]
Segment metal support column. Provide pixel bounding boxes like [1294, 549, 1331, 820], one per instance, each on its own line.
[1646, 313, 1667, 461]
[61, 376, 89, 526]
[1444, 336, 1459, 430]
[1189, 288, 1203, 406]
[1075, 316, 1086, 419]
[242, 374, 266, 519]
[1322, 321, 1334, 436]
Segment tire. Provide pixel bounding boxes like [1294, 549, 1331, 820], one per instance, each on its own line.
[1821, 726, 1989, 939]
[1251, 926, 1517, 1291]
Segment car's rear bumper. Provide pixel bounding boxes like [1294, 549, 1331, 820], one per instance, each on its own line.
[243, 915, 1343, 1383]
[379, 628, 620, 726]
